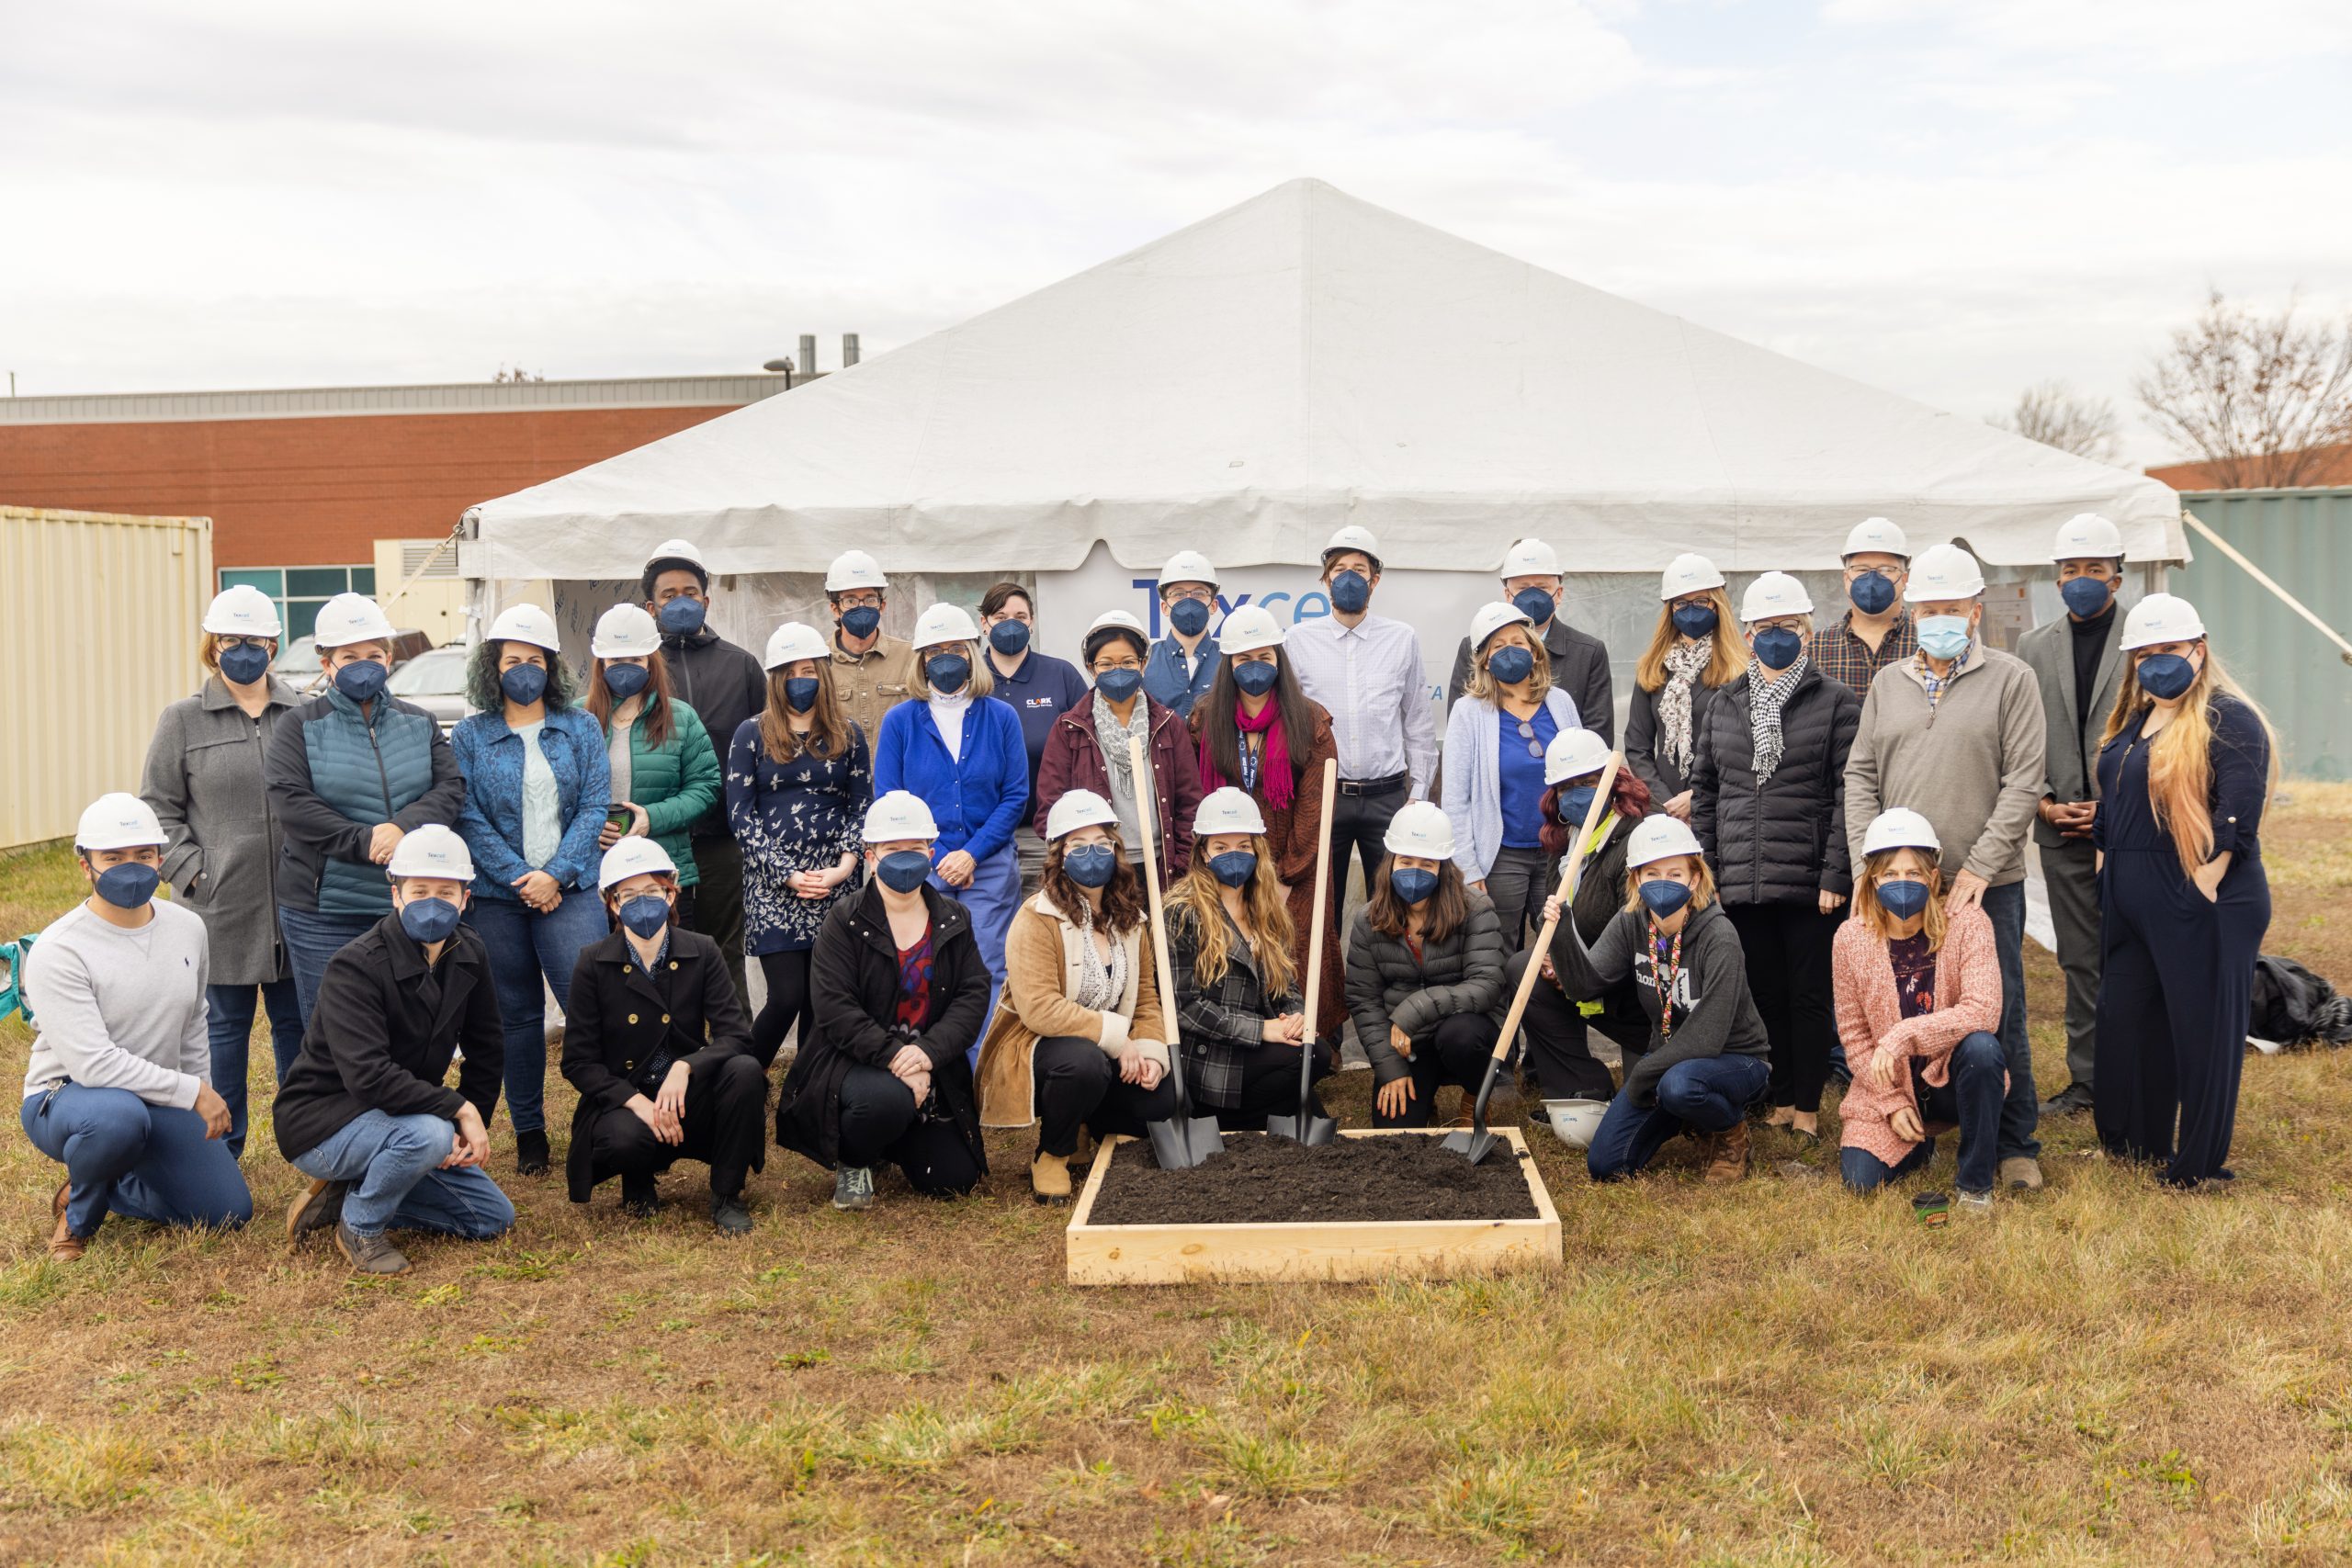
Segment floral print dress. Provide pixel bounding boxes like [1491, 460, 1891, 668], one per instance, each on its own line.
[726, 718, 873, 955]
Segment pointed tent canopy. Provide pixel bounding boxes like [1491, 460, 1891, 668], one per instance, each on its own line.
[468, 178, 2186, 581]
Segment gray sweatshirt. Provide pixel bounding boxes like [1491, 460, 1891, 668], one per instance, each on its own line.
[1550, 901, 1768, 1107]
[19, 900, 211, 1108]
[1842, 643, 2047, 887]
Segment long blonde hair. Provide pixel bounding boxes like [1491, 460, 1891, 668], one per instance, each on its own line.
[1464, 625, 1554, 705]
[1165, 833, 1296, 997]
[1634, 586, 1745, 692]
[2101, 642, 2277, 876]
[1853, 848, 1948, 951]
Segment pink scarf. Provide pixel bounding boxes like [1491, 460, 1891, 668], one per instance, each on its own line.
[1199, 697, 1295, 811]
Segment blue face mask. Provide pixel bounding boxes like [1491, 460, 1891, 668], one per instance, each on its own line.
[1752, 626, 1804, 671]
[1209, 850, 1258, 887]
[2060, 575, 2113, 619]
[1849, 570, 1897, 615]
[1511, 586, 1556, 626]
[334, 660, 388, 702]
[617, 894, 671, 938]
[1232, 659, 1280, 697]
[93, 862, 160, 909]
[1670, 604, 1718, 639]
[784, 676, 820, 713]
[218, 640, 271, 686]
[2137, 652, 2197, 701]
[1917, 615, 1973, 660]
[839, 604, 882, 640]
[988, 619, 1031, 655]
[602, 661, 649, 701]
[657, 596, 707, 636]
[1095, 667, 1143, 703]
[1487, 645, 1535, 686]
[925, 653, 970, 694]
[500, 663, 548, 705]
[1558, 784, 1598, 825]
[1329, 570, 1371, 615]
[876, 850, 933, 894]
[398, 896, 462, 943]
[1167, 597, 1212, 637]
[1390, 866, 1439, 906]
[1638, 878, 1692, 919]
[1062, 843, 1119, 888]
[1876, 878, 1929, 920]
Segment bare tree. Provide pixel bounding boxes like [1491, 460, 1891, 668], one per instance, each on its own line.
[1991, 379, 2121, 464]
[2137, 288, 2352, 489]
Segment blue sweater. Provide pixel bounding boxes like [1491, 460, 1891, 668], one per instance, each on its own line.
[873, 697, 1028, 863]
[450, 705, 611, 898]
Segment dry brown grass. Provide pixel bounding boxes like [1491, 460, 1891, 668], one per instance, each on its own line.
[3, 794, 2351, 1565]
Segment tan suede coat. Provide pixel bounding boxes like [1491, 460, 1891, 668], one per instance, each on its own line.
[974, 891, 1172, 1129]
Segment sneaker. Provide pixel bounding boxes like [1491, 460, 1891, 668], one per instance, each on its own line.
[621, 1175, 662, 1219]
[1956, 1190, 1995, 1215]
[1999, 1156, 2044, 1191]
[711, 1197, 753, 1235]
[49, 1181, 85, 1262]
[287, 1178, 347, 1246]
[2039, 1082, 2095, 1117]
[1702, 1122, 1750, 1184]
[832, 1166, 876, 1211]
[334, 1219, 411, 1276]
[1030, 1151, 1072, 1206]
[515, 1129, 551, 1176]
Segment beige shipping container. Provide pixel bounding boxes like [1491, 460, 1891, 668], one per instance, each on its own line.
[0, 507, 213, 851]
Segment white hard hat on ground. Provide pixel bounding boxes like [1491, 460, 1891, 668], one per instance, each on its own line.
[825, 550, 888, 593]
[1861, 807, 1941, 858]
[1216, 604, 1287, 656]
[1321, 525, 1382, 565]
[2120, 592, 2206, 650]
[1192, 787, 1267, 838]
[1159, 550, 1218, 589]
[2053, 513, 2126, 562]
[1045, 789, 1120, 840]
[864, 791, 940, 843]
[1842, 517, 1910, 560]
[910, 604, 979, 651]
[75, 793, 166, 852]
[598, 836, 678, 890]
[1468, 601, 1534, 653]
[763, 621, 829, 670]
[1501, 537, 1561, 578]
[488, 604, 562, 654]
[1382, 800, 1456, 860]
[591, 604, 662, 659]
[1544, 729, 1611, 786]
[311, 592, 396, 649]
[1659, 554, 1725, 600]
[1904, 543, 1987, 603]
[387, 824, 474, 882]
[203, 585, 283, 638]
[1542, 1097, 1609, 1149]
[1626, 815, 1704, 870]
[1740, 572, 1815, 622]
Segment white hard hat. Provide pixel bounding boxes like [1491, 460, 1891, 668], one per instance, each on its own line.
[203, 584, 283, 638]
[386, 823, 474, 883]
[1659, 553, 1725, 600]
[1217, 604, 1287, 656]
[1903, 543, 1986, 604]
[910, 603, 979, 651]
[487, 603, 563, 654]
[1382, 799, 1456, 860]
[75, 792, 165, 852]
[1500, 537, 1561, 578]
[1159, 549, 1218, 590]
[825, 549, 888, 593]
[1544, 728, 1612, 786]
[1542, 1096, 1610, 1149]
[643, 537, 707, 576]
[1468, 601, 1534, 653]
[597, 835, 677, 891]
[863, 790, 940, 844]
[1045, 788, 1119, 840]
[2120, 592, 2206, 651]
[591, 604, 662, 660]
[1082, 609, 1150, 652]
[1626, 814, 1703, 870]
[763, 621, 829, 670]
[311, 592, 396, 650]
[1321, 525, 1382, 565]
[1740, 571, 1815, 623]
[1192, 787, 1267, 838]
[1842, 517, 1910, 560]
[1860, 807, 1941, 859]
[2053, 513, 2126, 562]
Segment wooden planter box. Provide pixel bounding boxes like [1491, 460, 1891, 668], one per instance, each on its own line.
[1065, 1128, 1562, 1286]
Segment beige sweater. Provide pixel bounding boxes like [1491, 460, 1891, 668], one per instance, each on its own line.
[1843, 643, 2047, 886]
[974, 892, 1172, 1129]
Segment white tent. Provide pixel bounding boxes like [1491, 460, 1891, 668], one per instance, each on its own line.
[468, 176, 2187, 581]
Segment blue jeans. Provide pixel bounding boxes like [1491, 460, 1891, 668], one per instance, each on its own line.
[22, 1085, 254, 1238]
[465, 890, 608, 1134]
[1981, 879, 2041, 1159]
[278, 905, 381, 1032]
[207, 977, 304, 1159]
[933, 845, 1020, 1067]
[290, 1109, 516, 1240]
[1586, 1054, 1770, 1181]
[1838, 1032, 2007, 1196]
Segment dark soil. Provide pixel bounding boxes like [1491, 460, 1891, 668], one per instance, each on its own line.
[1085, 1133, 1540, 1225]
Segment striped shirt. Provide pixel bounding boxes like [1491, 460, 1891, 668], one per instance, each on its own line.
[1809, 610, 1917, 699]
[1283, 613, 1439, 798]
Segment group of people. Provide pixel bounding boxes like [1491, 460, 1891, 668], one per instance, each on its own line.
[17, 514, 2273, 1269]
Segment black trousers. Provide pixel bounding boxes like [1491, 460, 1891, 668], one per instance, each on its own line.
[1031, 1034, 1180, 1156]
[752, 949, 814, 1070]
[689, 834, 750, 1013]
[1329, 781, 1408, 912]
[1373, 1011, 1502, 1127]
[1724, 901, 1839, 1113]
[580, 1053, 768, 1201]
[835, 1064, 982, 1196]
[1214, 1040, 1337, 1131]
[1509, 947, 1621, 1101]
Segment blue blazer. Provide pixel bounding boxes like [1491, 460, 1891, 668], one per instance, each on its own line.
[873, 697, 1028, 863]
[450, 705, 611, 897]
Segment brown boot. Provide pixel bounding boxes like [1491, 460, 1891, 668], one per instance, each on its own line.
[1030, 1151, 1072, 1205]
[1703, 1121, 1750, 1183]
[49, 1181, 85, 1262]
[1451, 1088, 1478, 1129]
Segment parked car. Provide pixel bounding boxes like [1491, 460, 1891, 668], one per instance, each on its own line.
[382, 644, 474, 730]
[273, 628, 435, 693]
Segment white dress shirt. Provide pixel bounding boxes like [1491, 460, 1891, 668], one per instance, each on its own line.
[1284, 612, 1439, 799]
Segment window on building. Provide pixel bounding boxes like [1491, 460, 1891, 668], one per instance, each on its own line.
[219, 565, 378, 642]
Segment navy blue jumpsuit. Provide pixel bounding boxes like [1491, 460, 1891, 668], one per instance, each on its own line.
[2090, 692, 2270, 1187]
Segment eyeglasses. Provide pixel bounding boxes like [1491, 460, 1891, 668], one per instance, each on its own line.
[1514, 719, 1543, 759]
[1092, 659, 1144, 672]
[834, 592, 883, 610]
[1162, 585, 1216, 604]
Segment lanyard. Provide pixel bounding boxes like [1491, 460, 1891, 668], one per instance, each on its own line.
[1649, 928, 1683, 1039]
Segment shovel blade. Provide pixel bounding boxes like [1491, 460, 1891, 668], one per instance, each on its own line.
[1147, 1114, 1226, 1170]
[1267, 1112, 1339, 1146]
[1441, 1126, 1502, 1166]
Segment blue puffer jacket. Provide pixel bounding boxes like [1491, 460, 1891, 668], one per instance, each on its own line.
[263, 688, 467, 917]
[449, 705, 611, 900]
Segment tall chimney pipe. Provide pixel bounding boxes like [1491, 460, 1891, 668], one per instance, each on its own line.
[842, 333, 861, 367]
[799, 334, 818, 378]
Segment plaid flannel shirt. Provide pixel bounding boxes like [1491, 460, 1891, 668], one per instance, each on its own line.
[1166, 903, 1303, 1109]
[1809, 610, 1916, 700]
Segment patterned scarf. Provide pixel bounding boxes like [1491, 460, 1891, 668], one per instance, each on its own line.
[1656, 638, 1712, 775]
[1747, 656, 1808, 783]
[1091, 691, 1151, 797]
[1198, 697, 1296, 810]
[1069, 897, 1129, 1014]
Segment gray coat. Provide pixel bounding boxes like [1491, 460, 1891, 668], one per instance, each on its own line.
[2016, 611, 2124, 848]
[141, 676, 304, 986]
[1343, 894, 1510, 1085]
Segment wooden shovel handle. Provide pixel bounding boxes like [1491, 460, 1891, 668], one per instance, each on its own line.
[1298, 757, 1339, 1039]
[1484, 750, 1623, 1065]
[1129, 736, 1184, 1085]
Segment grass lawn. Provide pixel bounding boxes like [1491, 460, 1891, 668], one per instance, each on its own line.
[3, 789, 2351, 1565]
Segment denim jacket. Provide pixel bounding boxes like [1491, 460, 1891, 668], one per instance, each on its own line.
[450, 705, 611, 897]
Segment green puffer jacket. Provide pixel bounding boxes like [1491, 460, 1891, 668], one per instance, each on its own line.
[605, 695, 723, 886]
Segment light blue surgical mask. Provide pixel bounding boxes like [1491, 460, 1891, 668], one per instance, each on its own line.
[1917, 615, 1973, 660]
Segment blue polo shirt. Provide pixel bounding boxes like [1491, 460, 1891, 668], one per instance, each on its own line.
[987, 649, 1091, 825]
[1143, 634, 1220, 717]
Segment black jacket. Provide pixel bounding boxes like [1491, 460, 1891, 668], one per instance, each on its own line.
[659, 627, 768, 839]
[1448, 617, 1615, 748]
[775, 883, 990, 1172]
[1343, 895, 1509, 1086]
[272, 915, 504, 1160]
[1689, 666, 1861, 905]
[1623, 676, 1727, 805]
[560, 925, 760, 1201]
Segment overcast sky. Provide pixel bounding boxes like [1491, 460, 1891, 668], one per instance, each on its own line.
[6, 0, 2348, 464]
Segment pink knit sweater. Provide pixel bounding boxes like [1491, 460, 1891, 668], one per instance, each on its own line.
[1832, 904, 2005, 1168]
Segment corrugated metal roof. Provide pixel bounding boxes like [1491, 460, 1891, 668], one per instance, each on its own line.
[0, 373, 801, 426]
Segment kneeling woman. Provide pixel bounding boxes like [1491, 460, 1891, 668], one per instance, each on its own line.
[776, 792, 992, 1210]
[1546, 816, 1770, 1182]
[1832, 809, 2006, 1207]
[561, 838, 768, 1234]
[975, 790, 1177, 1202]
[1164, 788, 1334, 1130]
[1345, 801, 1508, 1127]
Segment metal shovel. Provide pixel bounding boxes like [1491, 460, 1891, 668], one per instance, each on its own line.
[1268, 757, 1340, 1146]
[1130, 735, 1224, 1169]
[1447, 751, 1623, 1166]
